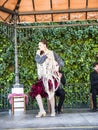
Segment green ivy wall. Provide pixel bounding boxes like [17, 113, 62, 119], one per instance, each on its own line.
[0, 21, 98, 109]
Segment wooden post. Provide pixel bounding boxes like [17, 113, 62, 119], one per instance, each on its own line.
[90, 93, 93, 109]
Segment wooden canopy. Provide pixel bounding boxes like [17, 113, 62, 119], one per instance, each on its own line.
[0, 0, 98, 23]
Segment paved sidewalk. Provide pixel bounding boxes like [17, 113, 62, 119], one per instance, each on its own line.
[0, 109, 98, 130]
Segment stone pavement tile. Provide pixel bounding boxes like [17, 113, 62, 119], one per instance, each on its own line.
[80, 112, 98, 125]
[3, 126, 98, 130]
[0, 109, 98, 130]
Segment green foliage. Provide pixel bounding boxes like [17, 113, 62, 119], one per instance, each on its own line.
[0, 35, 15, 87]
[0, 21, 98, 108]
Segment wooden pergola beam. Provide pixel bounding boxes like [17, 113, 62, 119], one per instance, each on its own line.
[18, 8, 98, 15]
[0, 6, 15, 14]
[16, 22, 98, 28]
